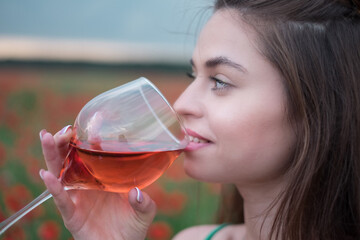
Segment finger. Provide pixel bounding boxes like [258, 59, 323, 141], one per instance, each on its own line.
[53, 125, 73, 160]
[128, 187, 157, 224]
[40, 131, 63, 176]
[40, 169, 76, 221]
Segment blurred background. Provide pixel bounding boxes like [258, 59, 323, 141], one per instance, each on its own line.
[0, 1, 220, 239]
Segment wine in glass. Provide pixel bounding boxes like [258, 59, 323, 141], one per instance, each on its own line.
[0, 77, 188, 234]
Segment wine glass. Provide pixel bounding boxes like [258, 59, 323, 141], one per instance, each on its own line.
[0, 77, 189, 234]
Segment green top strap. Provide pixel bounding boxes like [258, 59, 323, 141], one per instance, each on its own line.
[204, 223, 230, 240]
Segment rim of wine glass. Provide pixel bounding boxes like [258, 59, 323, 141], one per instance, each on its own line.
[140, 77, 176, 114]
[74, 77, 189, 146]
[139, 77, 189, 144]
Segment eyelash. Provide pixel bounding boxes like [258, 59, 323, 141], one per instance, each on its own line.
[210, 76, 230, 91]
[186, 72, 230, 92]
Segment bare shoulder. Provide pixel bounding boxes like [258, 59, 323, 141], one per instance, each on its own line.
[173, 224, 245, 240]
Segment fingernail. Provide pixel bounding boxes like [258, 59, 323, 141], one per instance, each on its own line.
[39, 169, 45, 180]
[135, 187, 143, 203]
[59, 125, 72, 135]
[39, 129, 47, 141]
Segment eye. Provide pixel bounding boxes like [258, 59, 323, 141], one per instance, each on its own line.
[210, 76, 231, 91]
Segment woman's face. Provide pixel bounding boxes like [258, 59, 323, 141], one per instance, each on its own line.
[174, 9, 296, 185]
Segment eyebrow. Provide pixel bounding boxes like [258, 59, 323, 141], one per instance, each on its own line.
[190, 56, 248, 74]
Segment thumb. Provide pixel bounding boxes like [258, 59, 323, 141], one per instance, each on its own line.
[128, 187, 157, 225]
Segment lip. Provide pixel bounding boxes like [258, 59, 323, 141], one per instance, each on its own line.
[184, 128, 212, 152]
[185, 128, 206, 139]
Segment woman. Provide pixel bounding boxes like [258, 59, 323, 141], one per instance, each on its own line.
[39, 0, 360, 239]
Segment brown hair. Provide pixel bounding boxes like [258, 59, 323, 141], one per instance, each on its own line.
[214, 0, 360, 239]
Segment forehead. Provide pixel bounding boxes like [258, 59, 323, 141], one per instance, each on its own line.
[193, 9, 260, 68]
[193, 9, 284, 90]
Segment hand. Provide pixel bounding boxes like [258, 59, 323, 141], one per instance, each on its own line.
[39, 126, 156, 240]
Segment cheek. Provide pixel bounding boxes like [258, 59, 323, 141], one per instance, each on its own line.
[210, 98, 295, 182]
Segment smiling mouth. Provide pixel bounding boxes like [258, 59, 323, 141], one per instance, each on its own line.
[185, 136, 211, 151]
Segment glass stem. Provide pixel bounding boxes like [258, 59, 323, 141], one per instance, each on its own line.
[0, 189, 52, 235]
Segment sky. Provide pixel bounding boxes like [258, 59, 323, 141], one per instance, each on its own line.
[0, 0, 213, 63]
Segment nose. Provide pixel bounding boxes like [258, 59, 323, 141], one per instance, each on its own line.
[173, 80, 203, 119]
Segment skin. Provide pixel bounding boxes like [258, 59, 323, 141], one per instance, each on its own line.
[39, 8, 296, 240]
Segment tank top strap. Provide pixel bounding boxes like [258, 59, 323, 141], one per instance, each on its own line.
[204, 223, 230, 240]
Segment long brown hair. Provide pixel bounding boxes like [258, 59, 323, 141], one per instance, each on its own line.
[214, 0, 360, 239]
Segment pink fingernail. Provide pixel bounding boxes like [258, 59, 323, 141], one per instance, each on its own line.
[39, 129, 47, 141]
[59, 125, 72, 135]
[39, 169, 45, 180]
[135, 187, 143, 203]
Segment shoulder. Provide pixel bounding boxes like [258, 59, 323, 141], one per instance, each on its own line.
[172, 224, 245, 240]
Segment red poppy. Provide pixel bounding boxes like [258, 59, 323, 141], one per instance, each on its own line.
[4, 185, 32, 215]
[37, 220, 60, 240]
[147, 184, 187, 215]
[147, 221, 173, 240]
[147, 184, 167, 208]
[167, 191, 187, 213]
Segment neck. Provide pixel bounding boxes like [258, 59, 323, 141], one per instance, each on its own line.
[236, 176, 287, 240]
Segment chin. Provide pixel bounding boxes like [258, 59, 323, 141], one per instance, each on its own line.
[183, 159, 204, 180]
[183, 160, 220, 183]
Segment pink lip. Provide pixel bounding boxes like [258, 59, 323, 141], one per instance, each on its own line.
[185, 128, 207, 139]
[184, 128, 212, 152]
